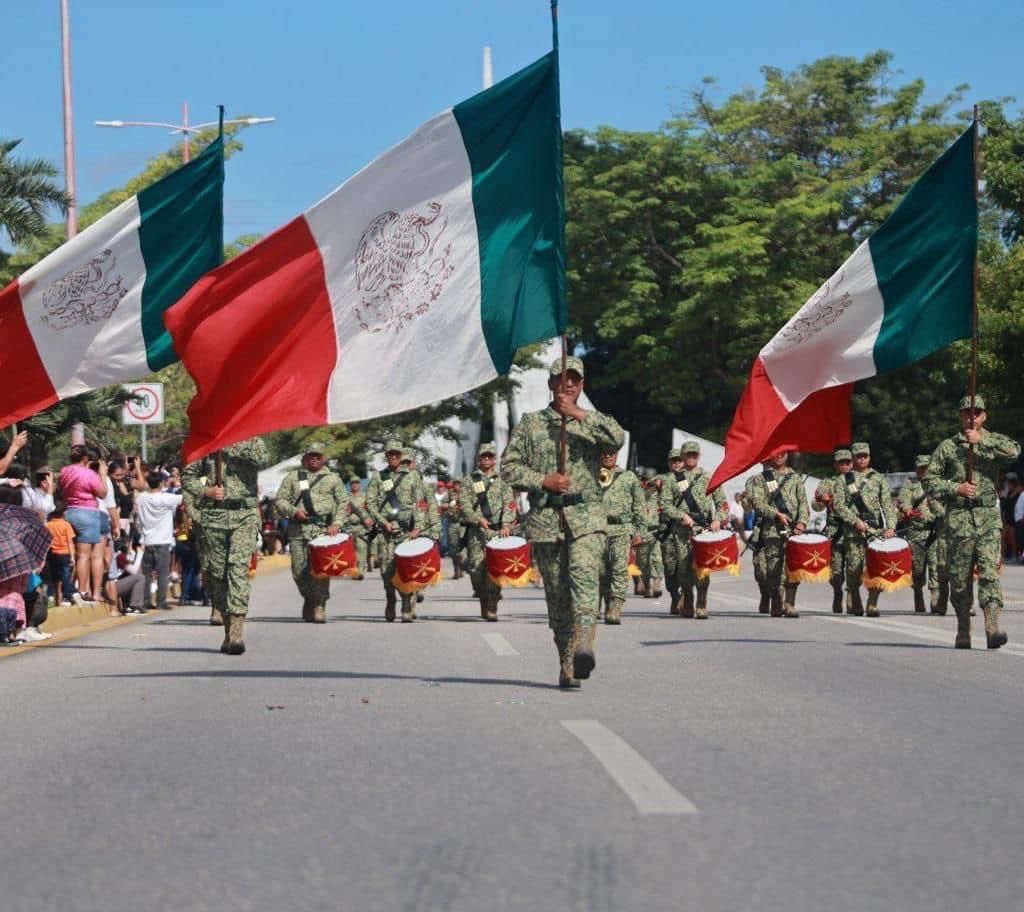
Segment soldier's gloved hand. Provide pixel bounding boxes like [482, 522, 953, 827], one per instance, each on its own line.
[542, 473, 572, 494]
[294, 507, 309, 521]
[957, 481, 977, 498]
[855, 519, 868, 533]
[205, 485, 225, 501]
[709, 520, 722, 532]
[883, 528, 896, 539]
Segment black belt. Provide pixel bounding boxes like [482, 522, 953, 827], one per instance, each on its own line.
[606, 516, 624, 525]
[955, 495, 996, 509]
[205, 497, 256, 510]
[545, 493, 584, 508]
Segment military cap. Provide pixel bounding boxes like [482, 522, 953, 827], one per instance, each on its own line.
[303, 440, 329, 455]
[667, 447, 684, 461]
[478, 443, 497, 457]
[851, 442, 871, 456]
[348, 476, 361, 484]
[399, 448, 415, 462]
[915, 454, 931, 468]
[680, 440, 701, 455]
[548, 355, 585, 378]
[384, 438, 404, 454]
[833, 448, 853, 462]
[958, 394, 986, 411]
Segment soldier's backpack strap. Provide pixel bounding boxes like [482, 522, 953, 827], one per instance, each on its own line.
[472, 474, 494, 521]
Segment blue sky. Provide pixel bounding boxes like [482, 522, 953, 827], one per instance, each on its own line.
[4, 0, 1019, 245]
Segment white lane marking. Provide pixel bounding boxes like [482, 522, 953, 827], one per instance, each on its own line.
[561, 720, 698, 815]
[481, 632, 519, 656]
[833, 616, 1024, 656]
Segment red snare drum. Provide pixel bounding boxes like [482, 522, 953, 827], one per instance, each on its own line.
[692, 530, 740, 579]
[392, 537, 442, 594]
[864, 537, 912, 591]
[485, 536, 535, 587]
[309, 534, 359, 579]
[785, 533, 832, 584]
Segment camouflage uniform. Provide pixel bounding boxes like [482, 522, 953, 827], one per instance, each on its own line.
[501, 358, 625, 686]
[274, 450, 350, 622]
[597, 467, 646, 622]
[345, 482, 372, 576]
[182, 437, 267, 654]
[897, 456, 942, 613]
[924, 398, 1020, 648]
[813, 450, 851, 614]
[744, 464, 810, 617]
[365, 443, 432, 622]
[447, 485, 466, 579]
[658, 445, 728, 618]
[632, 479, 664, 598]
[459, 450, 518, 620]
[833, 442, 897, 617]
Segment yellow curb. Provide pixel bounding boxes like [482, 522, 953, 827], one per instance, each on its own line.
[253, 552, 291, 576]
[0, 609, 151, 660]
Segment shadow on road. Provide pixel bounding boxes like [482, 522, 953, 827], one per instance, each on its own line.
[641, 638, 812, 647]
[845, 641, 949, 649]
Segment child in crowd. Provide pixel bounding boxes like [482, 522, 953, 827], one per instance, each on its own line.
[46, 502, 77, 605]
[105, 539, 146, 614]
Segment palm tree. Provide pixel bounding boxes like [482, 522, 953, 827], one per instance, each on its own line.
[0, 137, 71, 247]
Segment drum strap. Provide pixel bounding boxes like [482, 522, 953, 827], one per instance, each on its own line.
[766, 470, 793, 519]
[474, 476, 494, 522]
[674, 472, 709, 524]
[844, 471, 878, 525]
[296, 471, 329, 522]
[379, 469, 404, 517]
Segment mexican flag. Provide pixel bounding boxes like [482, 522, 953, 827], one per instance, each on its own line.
[710, 123, 977, 491]
[0, 136, 224, 428]
[166, 52, 565, 463]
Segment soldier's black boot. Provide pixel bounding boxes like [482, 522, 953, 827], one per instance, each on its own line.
[557, 635, 580, 689]
[983, 605, 1007, 650]
[301, 597, 314, 623]
[848, 588, 864, 616]
[935, 580, 949, 616]
[572, 623, 596, 680]
[757, 586, 770, 614]
[954, 600, 972, 649]
[769, 587, 783, 617]
[384, 592, 396, 622]
[479, 595, 489, 619]
[651, 580, 663, 599]
[680, 589, 695, 619]
[694, 587, 709, 619]
[400, 596, 414, 623]
[913, 587, 926, 613]
[865, 588, 880, 618]
[830, 584, 844, 614]
[668, 588, 681, 616]
[485, 593, 499, 622]
[782, 583, 799, 618]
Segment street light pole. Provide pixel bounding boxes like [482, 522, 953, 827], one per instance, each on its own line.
[182, 101, 190, 163]
[60, 0, 77, 238]
[95, 111, 275, 162]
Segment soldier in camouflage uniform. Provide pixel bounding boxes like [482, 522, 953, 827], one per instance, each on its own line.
[897, 455, 942, 614]
[924, 395, 1021, 649]
[365, 440, 432, 622]
[658, 442, 729, 619]
[274, 442, 350, 623]
[501, 356, 625, 689]
[447, 479, 466, 579]
[182, 437, 267, 655]
[402, 450, 440, 609]
[744, 451, 810, 617]
[632, 472, 664, 599]
[459, 443, 518, 620]
[833, 441, 897, 617]
[345, 478, 373, 578]
[596, 448, 646, 624]
[813, 449, 853, 614]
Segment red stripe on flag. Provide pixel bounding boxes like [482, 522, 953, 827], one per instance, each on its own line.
[0, 280, 58, 427]
[709, 357, 851, 491]
[164, 216, 337, 463]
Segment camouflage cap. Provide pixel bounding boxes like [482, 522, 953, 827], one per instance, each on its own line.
[400, 448, 415, 463]
[348, 476, 361, 484]
[667, 447, 684, 461]
[680, 440, 701, 455]
[549, 356, 585, 378]
[958, 394, 987, 411]
[384, 438, 404, 454]
[303, 440, 329, 455]
[478, 442, 497, 457]
[851, 441, 871, 456]
[915, 454, 931, 468]
[833, 448, 853, 462]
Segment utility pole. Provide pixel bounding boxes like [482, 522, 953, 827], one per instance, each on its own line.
[60, 0, 77, 238]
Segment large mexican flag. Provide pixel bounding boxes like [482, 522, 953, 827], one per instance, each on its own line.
[0, 137, 224, 428]
[166, 52, 565, 462]
[710, 123, 977, 490]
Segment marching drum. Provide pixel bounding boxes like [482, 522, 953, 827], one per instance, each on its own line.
[785, 533, 832, 584]
[692, 530, 740, 580]
[485, 536, 536, 587]
[392, 537, 442, 594]
[309, 534, 359, 579]
[864, 537, 913, 591]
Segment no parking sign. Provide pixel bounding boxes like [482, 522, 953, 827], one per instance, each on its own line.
[122, 383, 164, 426]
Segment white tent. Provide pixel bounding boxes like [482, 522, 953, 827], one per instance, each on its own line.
[257, 454, 301, 498]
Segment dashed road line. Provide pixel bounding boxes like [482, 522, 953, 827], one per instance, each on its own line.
[481, 632, 519, 656]
[561, 719, 698, 815]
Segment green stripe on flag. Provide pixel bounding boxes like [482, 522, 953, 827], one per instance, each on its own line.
[453, 52, 565, 374]
[870, 123, 976, 374]
[137, 136, 225, 371]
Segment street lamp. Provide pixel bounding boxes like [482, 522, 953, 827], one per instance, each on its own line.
[96, 103, 275, 162]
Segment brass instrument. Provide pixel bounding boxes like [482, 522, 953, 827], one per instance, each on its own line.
[598, 467, 614, 488]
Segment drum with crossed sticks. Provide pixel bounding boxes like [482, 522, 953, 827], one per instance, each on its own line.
[485, 536, 536, 587]
[392, 537, 442, 594]
[864, 537, 913, 592]
[692, 530, 740, 580]
[785, 533, 832, 584]
[309, 534, 359, 579]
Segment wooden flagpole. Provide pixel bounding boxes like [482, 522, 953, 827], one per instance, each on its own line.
[968, 104, 980, 483]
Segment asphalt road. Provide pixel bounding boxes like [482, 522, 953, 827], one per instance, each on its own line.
[3, 557, 1023, 912]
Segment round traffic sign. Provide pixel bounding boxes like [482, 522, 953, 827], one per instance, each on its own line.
[126, 385, 161, 422]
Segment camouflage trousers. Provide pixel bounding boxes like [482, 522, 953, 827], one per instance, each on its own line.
[827, 532, 846, 590]
[843, 533, 871, 594]
[752, 537, 787, 590]
[350, 531, 368, 574]
[633, 538, 662, 590]
[466, 532, 500, 602]
[663, 531, 708, 597]
[948, 512, 1003, 621]
[289, 530, 331, 606]
[196, 512, 260, 617]
[599, 531, 631, 603]
[379, 536, 413, 609]
[533, 533, 605, 641]
[906, 533, 939, 593]
[935, 523, 949, 585]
